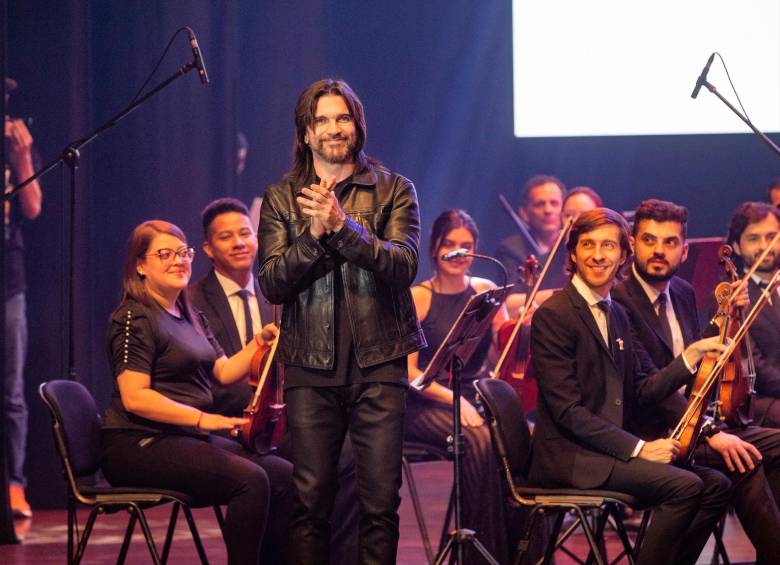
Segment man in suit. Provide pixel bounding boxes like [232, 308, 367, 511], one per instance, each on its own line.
[529, 208, 731, 565]
[727, 202, 780, 429]
[190, 197, 358, 564]
[613, 199, 780, 563]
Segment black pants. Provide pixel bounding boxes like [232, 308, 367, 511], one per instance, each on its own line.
[695, 425, 780, 564]
[101, 429, 294, 565]
[285, 382, 405, 565]
[600, 458, 731, 565]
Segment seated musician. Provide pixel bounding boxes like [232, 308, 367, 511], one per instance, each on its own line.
[496, 174, 569, 290]
[100, 220, 294, 565]
[613, 199, 780, 562]
[561, 185, 603, 223]
[188, 197, 359, 564]
[726, 202, 780, 429]
[529, 208, 731, 565]
[406, 209, 511, 563]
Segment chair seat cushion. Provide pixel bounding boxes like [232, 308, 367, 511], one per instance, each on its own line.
[516, 486, 643, 509]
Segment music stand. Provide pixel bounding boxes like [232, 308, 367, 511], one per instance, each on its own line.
[412, 284, 512, 565]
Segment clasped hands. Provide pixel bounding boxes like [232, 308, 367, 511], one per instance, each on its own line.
[296, 176, 346, 238]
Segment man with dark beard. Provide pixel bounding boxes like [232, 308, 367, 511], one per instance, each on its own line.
[258, 79, 425, 565]
[613, 199, 780, 563]
[727, 202, 780, 428]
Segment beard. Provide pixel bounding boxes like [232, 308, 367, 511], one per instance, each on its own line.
[311, 134, 357, 164]
[743, 249, 779, 274]
[635, 256, 680, 283]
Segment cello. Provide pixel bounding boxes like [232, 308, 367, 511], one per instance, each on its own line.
[670, 268, 780, 464]
[231, 307, 286, 454]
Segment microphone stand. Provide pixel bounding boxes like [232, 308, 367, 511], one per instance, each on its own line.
[698, 79, 780, 159]
[4, 59, 202, 380]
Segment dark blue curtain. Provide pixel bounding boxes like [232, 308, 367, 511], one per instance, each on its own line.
[6, 0, 778, 507]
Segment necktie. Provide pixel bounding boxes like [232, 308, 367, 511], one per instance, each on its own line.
[757, 280, 780, 315]
[597, 300, 614, 355]
[656, 292, 674, 348]
[235, 289, 254, 345]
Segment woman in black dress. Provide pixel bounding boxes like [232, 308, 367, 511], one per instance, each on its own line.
[406, 209, 510, 563]
[100, 220, 293, 565]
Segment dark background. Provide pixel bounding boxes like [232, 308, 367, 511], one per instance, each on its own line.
[5, 1, 778, 507]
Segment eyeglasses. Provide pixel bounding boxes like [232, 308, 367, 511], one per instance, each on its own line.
[145, 247, 196, 262]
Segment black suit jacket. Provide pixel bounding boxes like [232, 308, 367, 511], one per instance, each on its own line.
[189, 269, 273, 416]
[612, 272, 701, 437]
[528, 282, 691, 489]
[748, 279, 780, 401]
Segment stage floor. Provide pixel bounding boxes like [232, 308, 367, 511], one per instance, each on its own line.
[0, 461, 757, 564]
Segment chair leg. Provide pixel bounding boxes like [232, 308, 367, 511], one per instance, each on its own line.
[542, 511, 566, 565]
[512, 505, 542, 565]
[161, 502, 180, 564]
[608, 506, 637, 565]
[710, 515, 730, 565]
[73, 507, 102, 565]
[213, 505, 226, 538]
[402, 456, 435, 564]
[572, 507, 606, 565]
[181, 505, 210, 565]
[132, 503, 162, 565]
[67, 496, 76, 565]
[584, 508, 610, 565]
[116, 511, 138, 565]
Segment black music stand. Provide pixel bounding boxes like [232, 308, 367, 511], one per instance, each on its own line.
[412, 284, 512, 565]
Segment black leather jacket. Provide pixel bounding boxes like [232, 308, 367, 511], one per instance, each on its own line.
[258, 164, 426, 370]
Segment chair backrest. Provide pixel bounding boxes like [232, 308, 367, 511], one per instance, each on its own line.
[474, 378, 532, 485]
[39, 380, 102, 478]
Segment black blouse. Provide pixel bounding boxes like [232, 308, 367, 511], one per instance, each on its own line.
[102, 297, 225, 435]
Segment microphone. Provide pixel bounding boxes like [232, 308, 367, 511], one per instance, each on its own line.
[691, 53, 715, 99]
[441, 248, 470, 261]
[188, 30, 210, 85]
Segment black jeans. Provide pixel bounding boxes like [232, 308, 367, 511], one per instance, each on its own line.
[285, 382, 406, 565]
[101, 429, 294, 565]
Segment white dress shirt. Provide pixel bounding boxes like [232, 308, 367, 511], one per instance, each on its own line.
[213, 270, 263, 345]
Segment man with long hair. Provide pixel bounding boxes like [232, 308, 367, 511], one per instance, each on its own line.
[258, 79, 425, 564]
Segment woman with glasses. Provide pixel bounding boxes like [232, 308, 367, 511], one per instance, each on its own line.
[100, 220, 293, 565]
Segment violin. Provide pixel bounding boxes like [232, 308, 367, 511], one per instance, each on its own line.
[670, 268, 780, 464]
[491, 216, 574, 410]
[712, 245, 755, 426]
[231, 312, 286, 454]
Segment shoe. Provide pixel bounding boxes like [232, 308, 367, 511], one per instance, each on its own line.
[9, 484, 32, 519]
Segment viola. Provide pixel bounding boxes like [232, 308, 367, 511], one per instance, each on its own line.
[712, 245, 754, 426]
[491, 216, 574, 411]
[231, 320, 286, 454]
[671, 269, 780, 464]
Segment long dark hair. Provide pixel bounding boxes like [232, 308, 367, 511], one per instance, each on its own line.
[285, 78, 377, 186]
[116, 220, 200, 329]
[429, 209, 479, 270]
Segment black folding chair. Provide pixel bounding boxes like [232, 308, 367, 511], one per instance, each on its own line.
[39, 379, 223, 564]
[474, 378, 649, 565]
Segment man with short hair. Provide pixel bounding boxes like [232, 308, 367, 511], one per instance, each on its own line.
[189, 197, 359, 564]
[258, 79, 425, 564]
[726, 202, 780, 428]
[530, 208, 731, 565]
[613, 199, 780, 563]
[496, 174, 568, 289]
